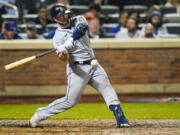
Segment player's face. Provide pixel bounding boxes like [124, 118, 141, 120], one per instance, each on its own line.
[26, 28, 36, 38]
[145, 24, 154, 35]
[39, 7, 47, 19]
[88, 19, 100, 33]
[5, 30, 15, 39]
[118, 13, 128, 27]
[127, 19, 137, 32]
[54, 14, 69, 26]
[151, 16, 160, 26]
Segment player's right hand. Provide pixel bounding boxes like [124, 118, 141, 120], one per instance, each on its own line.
[58, 52, 69, 62]
[57, 45, 67, 54]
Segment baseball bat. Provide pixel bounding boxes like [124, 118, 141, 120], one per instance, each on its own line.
[5, 48, 56, 71]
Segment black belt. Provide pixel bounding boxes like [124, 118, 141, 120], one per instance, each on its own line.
[74, 60, 92, 65]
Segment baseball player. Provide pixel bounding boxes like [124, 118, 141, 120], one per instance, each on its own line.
[30, 4, 130, 128]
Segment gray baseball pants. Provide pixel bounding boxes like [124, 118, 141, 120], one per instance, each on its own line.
[36, 63, 120, 120]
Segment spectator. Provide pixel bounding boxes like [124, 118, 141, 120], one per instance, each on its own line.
[0, 21, 22, 39]
[148, 11, 169, 37]
[88, 17, 105, 39]
[84, 4, 102, 19]
[0, 1, 6, 32]
[35, 5, 52, 33]
[165, 0, 180, 13]
[115, 17, 141, 39]
[108, 0, 164, 9]
[165, 0, 180, 7]
[146, 5, 161, 19]
[20, 22, 44, 39]
[1, 0, 17, 15]
[1, 20, 6, 33]
[84, 12, 95, 20]
[140, 23, 155, 38]
[0, 16, 3, 33]
[84, 4, 106, 24]
[107, 11, 128, 34]
[128, 9, 141, 23]
[92, 0, 103, 5]
[89, 0, 107, 5]
[0, 2, 6, 16]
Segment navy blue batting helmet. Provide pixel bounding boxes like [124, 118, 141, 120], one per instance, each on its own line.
[50, 4, 70, 19]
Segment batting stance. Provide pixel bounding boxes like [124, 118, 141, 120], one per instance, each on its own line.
[30, 4, 130, 128]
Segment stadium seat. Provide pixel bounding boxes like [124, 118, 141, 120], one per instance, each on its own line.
[17, 24, 42, 33]
[16, 0, 39, 14]
[107, 14, 119, 23]
[140, 13, 146, 23]
[42, 33, 48, 38]
[164, 13, 180, 23]
[46, 24, 58, 32]
[124, 5, 147, 14]
[70, 6, 89, 15]
[159, 34, 180, 38]
[139, 23, 146, 29]
[107, 13, 147, 24]
[164, 23, 180, 35]
[104, 33, 116, 38]
[74, 0, 89, 5]
[102, 23, 118, 33]
[102, 23, 118, 37]
[160, 6, 177, 15]
[1, 15, 19, 22]
[23, 14, 38, 23]
[101, 5, 119, 15]
[42, 0, 57, 5]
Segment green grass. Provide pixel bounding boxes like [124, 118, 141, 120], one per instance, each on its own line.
[0, 103, 179, 119]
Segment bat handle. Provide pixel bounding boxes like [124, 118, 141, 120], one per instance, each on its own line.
[36, 49, 56, 58]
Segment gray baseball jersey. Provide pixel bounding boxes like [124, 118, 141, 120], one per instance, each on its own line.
[36, 15, 120, 120]
[53, 15, 95, 62]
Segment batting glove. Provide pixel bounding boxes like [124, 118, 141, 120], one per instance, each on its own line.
[56, 45, 68, 54]
[56, 37, 74, 54]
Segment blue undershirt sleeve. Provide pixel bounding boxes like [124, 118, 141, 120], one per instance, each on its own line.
[72, 23, 88, 40]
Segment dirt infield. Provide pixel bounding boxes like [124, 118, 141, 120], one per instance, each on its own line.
[0, 119, 179, 135]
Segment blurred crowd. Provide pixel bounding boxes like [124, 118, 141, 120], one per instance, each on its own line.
[0, 0, 180, 40]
